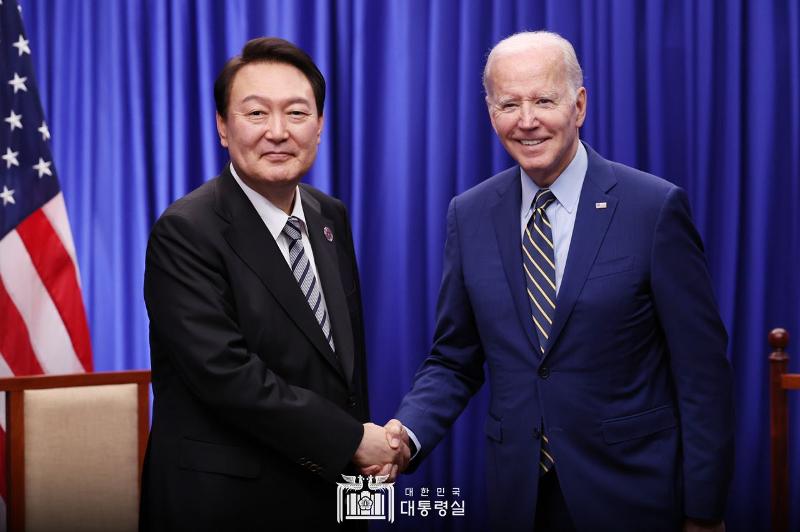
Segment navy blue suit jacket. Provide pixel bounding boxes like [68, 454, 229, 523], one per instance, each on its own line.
[396, 143, 734, 531]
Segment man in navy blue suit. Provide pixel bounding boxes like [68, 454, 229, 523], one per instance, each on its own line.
[382, 31, 734, 531]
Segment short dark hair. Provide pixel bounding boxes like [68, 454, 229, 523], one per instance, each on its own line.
[214, 37, 326, 118]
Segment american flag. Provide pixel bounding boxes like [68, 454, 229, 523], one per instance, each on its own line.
[0, 0, 93, 520]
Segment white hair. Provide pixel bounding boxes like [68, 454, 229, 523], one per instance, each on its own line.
[483, 30, 584, 100]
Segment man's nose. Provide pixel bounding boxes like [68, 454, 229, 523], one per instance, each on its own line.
[264, 114, 288, 140]
[518, 102, 538, 128]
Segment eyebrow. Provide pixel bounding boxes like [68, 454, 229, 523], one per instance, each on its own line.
[494, 90, 561, 104]
[537, 91, 560, 100]
[239, 95, 312, 107]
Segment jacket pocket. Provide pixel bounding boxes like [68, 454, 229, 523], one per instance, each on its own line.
[587, 256, 634, 280]
[601, 404, 677, 444]
[484, 414, 503, 443]
[179, 438, 262, 478]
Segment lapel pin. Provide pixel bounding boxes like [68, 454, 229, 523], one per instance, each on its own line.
[595, 202, 607, 209]
[323, 226, 334, 242]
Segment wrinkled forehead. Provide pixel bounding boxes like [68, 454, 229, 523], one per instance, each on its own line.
[486, 47, 567, 98]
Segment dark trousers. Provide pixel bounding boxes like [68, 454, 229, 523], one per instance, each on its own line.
[534, 469, 576, 532]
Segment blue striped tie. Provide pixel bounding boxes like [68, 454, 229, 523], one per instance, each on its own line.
[522, 188, 557, 475]
[283, 217, 335, 352]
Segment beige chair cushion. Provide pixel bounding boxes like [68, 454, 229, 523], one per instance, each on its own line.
[24, 383, 139, 532]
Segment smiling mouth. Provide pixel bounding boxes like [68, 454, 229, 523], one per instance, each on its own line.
[518, 139, 546, 146]
[263, 152, 293, 161]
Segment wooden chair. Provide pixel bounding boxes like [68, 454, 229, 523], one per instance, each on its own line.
[768, 328, 799, 532]
[0, 370, 150, 532]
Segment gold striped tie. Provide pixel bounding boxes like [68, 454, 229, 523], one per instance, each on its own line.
[523, 189, 556, 352]
[522, 188, 556, 475]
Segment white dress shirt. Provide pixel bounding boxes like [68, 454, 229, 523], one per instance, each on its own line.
[229, 163, 331, 315]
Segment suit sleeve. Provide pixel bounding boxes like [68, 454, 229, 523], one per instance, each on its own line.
[650, 187, 734, 520]
[395, 197, 486, 467]
[145, 210, 363, 483]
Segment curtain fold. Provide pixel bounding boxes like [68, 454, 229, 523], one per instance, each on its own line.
[19, 1, 800, 529]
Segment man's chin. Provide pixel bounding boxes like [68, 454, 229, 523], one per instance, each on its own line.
[256, 165, 303, 183]
[519, 158, 550, 177]
[240, 169, 302, 188]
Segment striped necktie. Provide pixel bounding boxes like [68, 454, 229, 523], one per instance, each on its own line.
[522, 188, 557, 475]
[523, 188, 557, 354]
[283, 216, 335, 352]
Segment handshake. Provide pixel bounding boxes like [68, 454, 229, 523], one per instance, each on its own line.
[352, 419, 411, 481]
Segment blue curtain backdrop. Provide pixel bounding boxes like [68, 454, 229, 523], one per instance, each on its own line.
[17, 0, 799, 530]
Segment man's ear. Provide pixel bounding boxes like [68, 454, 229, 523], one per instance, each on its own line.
[215, 112, 229, 148]
[575, 87, 587, 128]
[486, 97, 500, 136]
[316, 115, 324, 145]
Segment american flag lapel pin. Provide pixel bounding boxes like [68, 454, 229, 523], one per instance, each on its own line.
[323, 226, 333, 242]
[595, 202, 607, 209]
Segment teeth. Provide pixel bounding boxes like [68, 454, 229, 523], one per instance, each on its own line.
[520, 139, 544, 146]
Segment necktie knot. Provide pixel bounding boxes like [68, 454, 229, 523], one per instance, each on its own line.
[283, 216, 302, 241]
[533, 188, 556, 213]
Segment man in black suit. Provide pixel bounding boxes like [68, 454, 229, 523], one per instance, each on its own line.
[140, 37, 407, 530]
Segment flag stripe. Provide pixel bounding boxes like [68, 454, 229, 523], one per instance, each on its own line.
[0, 356, 13, 379]
[0, 280, 44, 376]
[0, 354, 13, 429]
[0, 355, 11, 499]
[0, 229, 84, 374]
[16, 209, 93, 371]
[42, 194, 81, 285]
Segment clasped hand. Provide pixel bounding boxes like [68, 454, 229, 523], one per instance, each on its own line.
[352, 419, 410, 481]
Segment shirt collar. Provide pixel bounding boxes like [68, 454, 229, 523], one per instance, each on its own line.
[520, 141, 588, 219]
[229, 162, 307, 240]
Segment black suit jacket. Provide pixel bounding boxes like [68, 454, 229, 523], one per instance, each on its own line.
[140, 167, 369, 531]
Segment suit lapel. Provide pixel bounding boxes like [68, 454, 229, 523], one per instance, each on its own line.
[215, 171, 346, 381]
[545, 145, 618, 356]
[491, 167, 541, 355]
[300, 187, 355, 384]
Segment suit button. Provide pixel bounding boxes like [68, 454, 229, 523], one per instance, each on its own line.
[538, 366, 550, 379]
[348, 394, 357, 408]
[533, 427, 541, 440]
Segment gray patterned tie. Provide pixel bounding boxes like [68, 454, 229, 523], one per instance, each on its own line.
[522, 188, 557, 475]
[283, 216, 335, 352]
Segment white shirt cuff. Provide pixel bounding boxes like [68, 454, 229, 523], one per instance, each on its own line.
[405, 426, 422, 460]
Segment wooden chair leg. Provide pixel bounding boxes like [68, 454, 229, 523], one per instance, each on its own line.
[768, 328, 789, 532]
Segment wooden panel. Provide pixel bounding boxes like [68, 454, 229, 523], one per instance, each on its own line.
[0, 370, 150, 392]
[7, 390, 25, 532]
[137, 381, 150, 487]
[781, 373, 800, 389]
